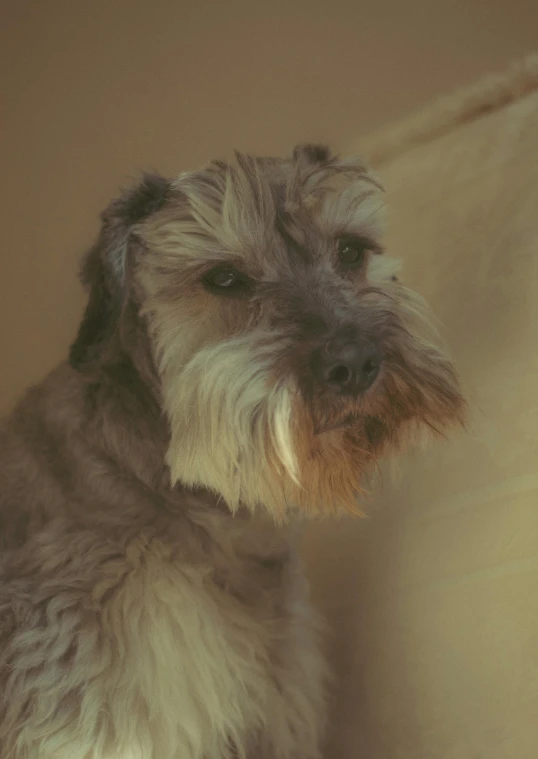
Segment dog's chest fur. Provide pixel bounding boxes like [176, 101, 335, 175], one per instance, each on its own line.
[80, 510, 309, 758]
[0, 377, 324, 758]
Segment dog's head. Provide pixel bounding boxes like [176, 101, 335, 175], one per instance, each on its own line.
[71, 146, 464, 519]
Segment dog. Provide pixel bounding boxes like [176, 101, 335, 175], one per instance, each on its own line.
[0, 144, 464, 758]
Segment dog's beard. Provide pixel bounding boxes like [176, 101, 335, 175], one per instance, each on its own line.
[163, 332, 301, 519]
[291, 284, 463, 516]
[161, 288, 464, 520]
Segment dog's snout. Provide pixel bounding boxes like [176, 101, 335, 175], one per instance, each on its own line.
[313, 338, 381, 395]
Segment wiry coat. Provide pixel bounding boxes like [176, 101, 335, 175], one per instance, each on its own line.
[0, 145, 463, 758]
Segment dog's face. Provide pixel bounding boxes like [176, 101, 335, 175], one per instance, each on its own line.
[71, 145, 464, 519]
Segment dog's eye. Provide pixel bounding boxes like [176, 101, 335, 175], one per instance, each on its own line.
[337, 237, 370, 269]
[203, 265, 251, 295]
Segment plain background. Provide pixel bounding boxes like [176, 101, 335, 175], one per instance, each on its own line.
[2, 0, 538, 414]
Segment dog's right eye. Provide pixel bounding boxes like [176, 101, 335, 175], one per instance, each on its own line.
[202, 265, 251, 295]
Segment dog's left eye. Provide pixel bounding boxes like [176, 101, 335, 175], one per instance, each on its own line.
[203, 265, 251, 295]
[337, 237, 370, 269]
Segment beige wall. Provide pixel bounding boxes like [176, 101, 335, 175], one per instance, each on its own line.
[2, 0, 538, 413]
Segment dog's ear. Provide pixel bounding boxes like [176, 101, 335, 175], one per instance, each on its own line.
[69, 173, 170, 370]
[292, 144, 332, 165]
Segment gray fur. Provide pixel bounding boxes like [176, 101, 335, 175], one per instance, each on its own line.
[0, 146, 464, 758]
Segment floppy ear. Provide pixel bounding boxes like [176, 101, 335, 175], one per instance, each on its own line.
[69, 173, 170, 370]
[292, 144, 332, 164]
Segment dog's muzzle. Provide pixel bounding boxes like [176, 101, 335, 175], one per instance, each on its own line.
[311, 330, 382, 396]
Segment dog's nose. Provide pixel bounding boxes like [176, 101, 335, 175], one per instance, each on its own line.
[313, 339, 381, 395]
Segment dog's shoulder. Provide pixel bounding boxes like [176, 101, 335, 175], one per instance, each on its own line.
[0, 363, 93, 552]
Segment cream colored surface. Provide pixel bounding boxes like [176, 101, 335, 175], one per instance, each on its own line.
[305, 65, 538, 758]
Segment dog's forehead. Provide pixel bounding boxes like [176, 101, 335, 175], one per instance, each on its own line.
[138, 152, 385, 269]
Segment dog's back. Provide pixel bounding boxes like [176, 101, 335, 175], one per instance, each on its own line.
[0, 366, 77, 552]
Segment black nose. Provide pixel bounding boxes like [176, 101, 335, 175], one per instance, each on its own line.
[313, 339, 381, 395]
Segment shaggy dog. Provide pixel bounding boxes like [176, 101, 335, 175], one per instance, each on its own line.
[0, 145, 464, 758]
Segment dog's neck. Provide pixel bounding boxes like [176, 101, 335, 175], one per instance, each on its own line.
[77, 347, 171, 492]
[76, 349, 280, 529]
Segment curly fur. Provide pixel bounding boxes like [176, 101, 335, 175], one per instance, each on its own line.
[0, 144, 464, 758]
